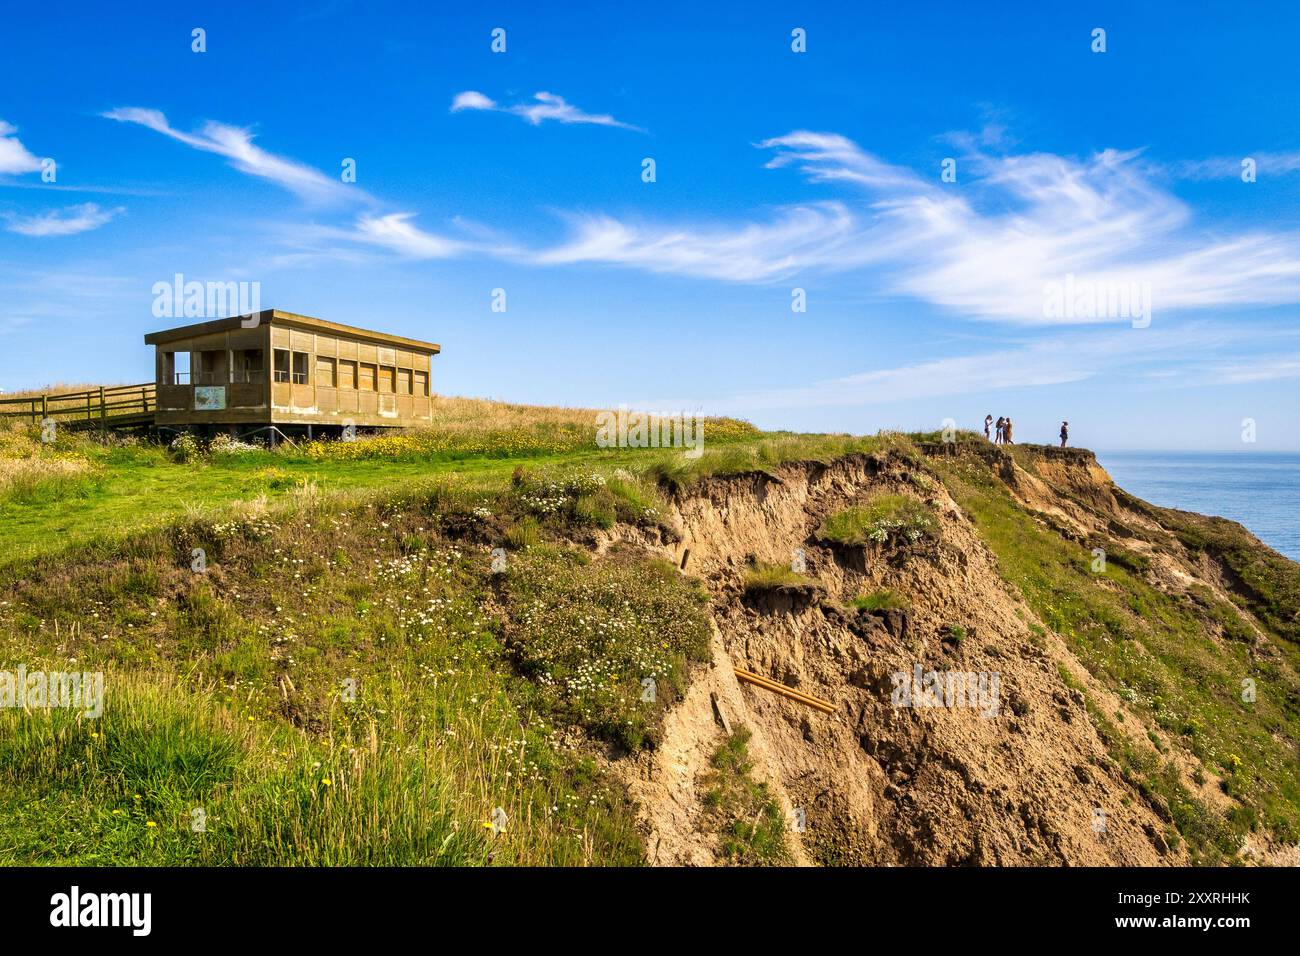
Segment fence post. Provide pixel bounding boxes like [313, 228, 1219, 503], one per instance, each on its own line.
[41, 394, 47, 425]
[99, 386, 107, 437]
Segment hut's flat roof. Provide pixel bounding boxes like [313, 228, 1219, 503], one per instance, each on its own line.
[144, 309, 441, 353]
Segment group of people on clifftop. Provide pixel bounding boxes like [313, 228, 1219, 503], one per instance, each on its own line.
[985, 415, 1014, 445]
[983, 415, 1070, 448]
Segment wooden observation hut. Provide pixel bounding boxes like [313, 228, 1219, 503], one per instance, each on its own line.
[144, 310, 441, 438]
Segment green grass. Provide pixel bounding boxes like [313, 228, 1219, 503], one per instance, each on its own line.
[0, 477, 716, 864]
[1152, 503, 1300, 648]
[509, 469, 670, 533]
[0, 669, 637, 865]
[0, 428, 916, 567]
[645, 431, 916, 492]
[817, 494, 938, 547]
[848, 588, 911, 612]
[743, 562, 818, 593]
[701, 728, 791, 866]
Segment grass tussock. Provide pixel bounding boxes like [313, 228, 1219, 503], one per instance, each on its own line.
[701, 728, 791, 866]
[849, 588, 911, 612]
[743, 562, 819, 594]
[508, 470, 670, 532]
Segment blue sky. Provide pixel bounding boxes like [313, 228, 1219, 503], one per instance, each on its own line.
[2, 0, 1299, 450]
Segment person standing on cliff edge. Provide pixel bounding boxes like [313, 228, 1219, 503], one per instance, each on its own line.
[984, 415, 993, 441]
[995, 416, 1005, 444]
[1060, 421, 1069, 448]
[1004, 418, 1014, 444]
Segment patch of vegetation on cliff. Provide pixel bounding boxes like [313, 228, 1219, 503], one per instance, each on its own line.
[1079, 686, 1242, 863]
[743, 561, 820, 594]
[849, 588, 911, 611]
[701, 728, 791, 866]
[508, 469, 671, 534]
[647, 432, 916, 492]
[1155, 507, 1300, 649]
[818, 494, 938, 547]
[936, 457, 1300, 858]
[502, 545, 712, 750]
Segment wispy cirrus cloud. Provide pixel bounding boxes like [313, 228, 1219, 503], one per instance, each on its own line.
[1156, 151, 1300, 181]
[349, 212, 471, 258]
[534, 130, 1300, 326]
[99, 108, 482, 262]
[101, 107, 359, 203]
[0, 120, 44, 175]
[90, 108, 1300, 335]
[636, 323, 1300, 415]
[276, 212, 513, 264]
[758, 131, 927, 192]
[1206, 352, 1300, 384]
[450, 91, 643, 132]
[533, 202, 862, 281]
[4, 202, 123, 236]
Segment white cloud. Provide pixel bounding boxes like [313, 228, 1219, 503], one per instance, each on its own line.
[101, 107, 355, 202]
[276, 211, 511, 263]
[0, 120, 44, 175]
[758, 131, 927, 192]
[451, 91, 497, 112]
[450, 91, 643, 131]
[4, 202, 123, 236]
[351, 212, 468, 258]
[534, 203, 860, 281]
[530, 130, 1300, 327]
[98, 108, 488, 264]
[84, 110, 1300, 335]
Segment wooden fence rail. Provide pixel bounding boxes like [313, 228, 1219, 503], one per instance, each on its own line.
[0, 383, 156, 429]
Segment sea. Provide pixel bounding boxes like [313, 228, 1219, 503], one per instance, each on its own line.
[1095, 451, 1300, 563]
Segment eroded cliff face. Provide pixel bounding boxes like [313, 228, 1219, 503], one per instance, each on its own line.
[610, 445, 1299, 866]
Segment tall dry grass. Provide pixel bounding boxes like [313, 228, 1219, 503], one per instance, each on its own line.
[0, 421, 98, 503]
[0, 382, 138, 401]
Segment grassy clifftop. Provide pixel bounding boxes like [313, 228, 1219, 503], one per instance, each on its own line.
[1, 408, 1296, 865]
